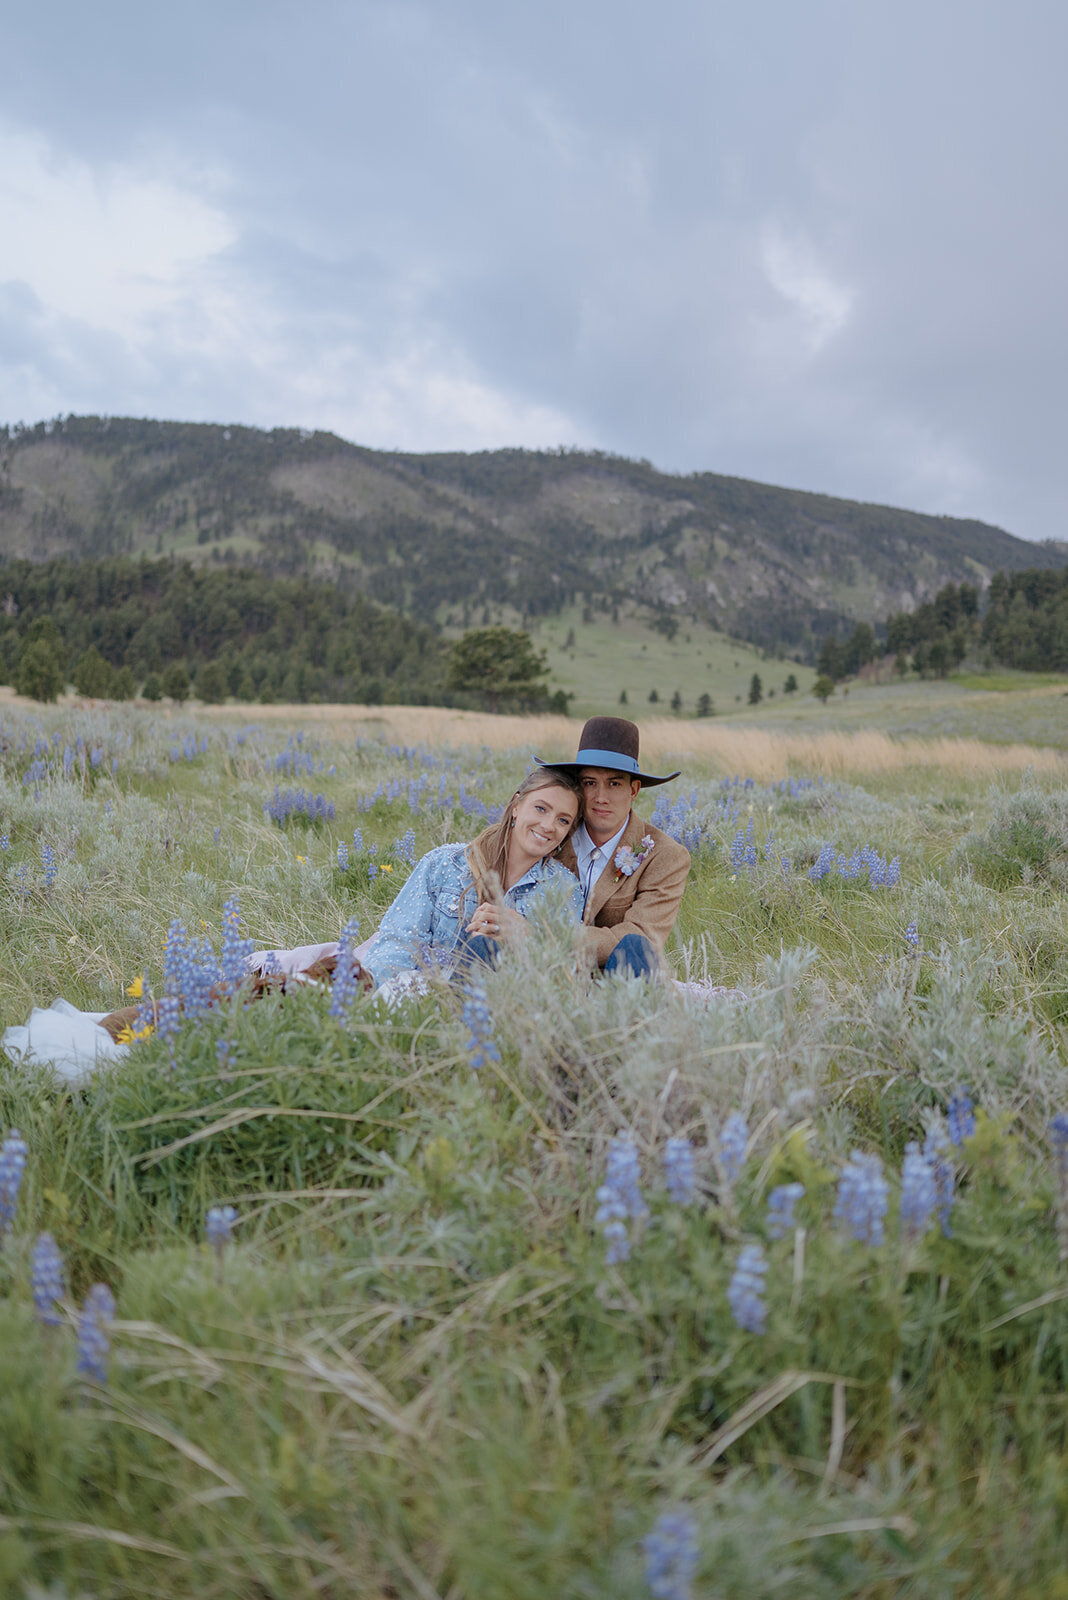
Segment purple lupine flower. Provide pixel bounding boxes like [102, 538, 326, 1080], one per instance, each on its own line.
[766, 1182, 805, 1240]
[205, 1205, 238, 1255]
[809, 843, 836, 882]
[76, 1284, 116, 1382]
[718, 1112, 749, 1187]
[923, 1125, 956, 1236]
[594, 1183, 630, 1264]
[899, 1142, 938, 1240]
[31, 1232, 65, 1325]
[40, 841, 57, 887]
[160, 916, 221, 1031]
[904, 920, 920, 947]
[833, 1151, 889, 1246]
[263, 787, 335, 826]
[1050, 1113, 1068, 1171]
[337, 840, 350, 870]
[946, 1090, 975, 1147]
[393, 827, 417, 866]
[663, 1137, 695, 1205]
[460, 980, 500, 1068]
[606, 1135, 648, 1220]
[0, 1129, 29, 1232]
[329, 916, 363, 1022]
[220, 895, 253, 991]
[1049, 1114, 1068, 1262]
[156, 994, 182, 1065]
[727, 1243, 768, 1333]
[642, 1507, 699, 1600]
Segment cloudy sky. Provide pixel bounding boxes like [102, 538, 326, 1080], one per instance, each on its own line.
[2, 1, 1065, 539]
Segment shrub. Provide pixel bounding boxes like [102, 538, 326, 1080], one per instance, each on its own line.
[955, 787, 1068, 888]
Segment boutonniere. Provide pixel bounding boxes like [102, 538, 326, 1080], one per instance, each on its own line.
[614, 835, 655, 881]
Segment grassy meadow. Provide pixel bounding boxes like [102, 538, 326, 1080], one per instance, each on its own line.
[529, 606, 1068, 747]
[1, 692, 1068, 1598]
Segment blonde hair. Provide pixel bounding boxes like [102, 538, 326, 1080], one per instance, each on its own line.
[467, 767, 583, 903]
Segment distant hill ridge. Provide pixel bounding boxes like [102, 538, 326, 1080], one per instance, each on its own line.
[1, 415, 1063, 655]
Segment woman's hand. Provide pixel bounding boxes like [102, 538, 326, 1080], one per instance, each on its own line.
[466, 905, 524, 942]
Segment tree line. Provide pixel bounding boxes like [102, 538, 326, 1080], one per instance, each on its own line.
[0, 555, 571, 712]
[814, 569, 1068, 682]
[0, 556, 448, 705]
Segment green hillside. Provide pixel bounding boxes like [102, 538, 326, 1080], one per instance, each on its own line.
[2, 416, 1064, 660]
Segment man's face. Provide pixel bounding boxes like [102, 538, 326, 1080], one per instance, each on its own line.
[580, 767, 642, 845]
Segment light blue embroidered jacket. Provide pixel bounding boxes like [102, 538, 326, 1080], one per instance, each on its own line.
[365, 843, 583, 986]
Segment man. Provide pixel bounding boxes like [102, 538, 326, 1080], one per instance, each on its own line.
[537, 716, 690, 978]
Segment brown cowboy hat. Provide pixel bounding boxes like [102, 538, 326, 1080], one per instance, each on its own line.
[535, 716, 681, 787]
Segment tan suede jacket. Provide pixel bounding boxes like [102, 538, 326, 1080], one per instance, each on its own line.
[558, 814, 691, 969]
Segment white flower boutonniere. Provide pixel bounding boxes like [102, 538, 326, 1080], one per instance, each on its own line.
[614, 834, 655, 881]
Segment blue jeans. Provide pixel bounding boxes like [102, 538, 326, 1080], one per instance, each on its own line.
[603, 933, 658, 979]
[452, 931, 499, 980]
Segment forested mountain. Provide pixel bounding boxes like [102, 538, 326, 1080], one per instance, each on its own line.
[2, 415, 1064, 657]
[872, 569, 1068, 675]
[0, 558, 447, 705]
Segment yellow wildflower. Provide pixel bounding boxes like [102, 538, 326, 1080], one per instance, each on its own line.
[296, 854, 307, 864]
[125, 974, 144, 999]
[380, 863, 393, 873]
[116, 1022, 155, 1045]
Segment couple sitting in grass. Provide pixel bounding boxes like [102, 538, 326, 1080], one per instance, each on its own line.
[4, 718, 692, 1076]
[256, 716, 692, 998]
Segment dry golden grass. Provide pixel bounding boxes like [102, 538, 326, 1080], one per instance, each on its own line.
[206, 703, 1066, 779]
[3, 689, 1061, 779]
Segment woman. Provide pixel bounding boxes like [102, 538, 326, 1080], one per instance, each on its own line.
[2, 771, 584, 1077]
[364, 766, 584, 989]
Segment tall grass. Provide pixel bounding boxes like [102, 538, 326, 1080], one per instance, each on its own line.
[1, 705, 1067, 1596]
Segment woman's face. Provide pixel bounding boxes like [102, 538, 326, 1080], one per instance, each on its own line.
[511, 784, 579, 858]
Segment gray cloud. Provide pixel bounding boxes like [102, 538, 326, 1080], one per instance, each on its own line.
[2, 0, 1066, 537]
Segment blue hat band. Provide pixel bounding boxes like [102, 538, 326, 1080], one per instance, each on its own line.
[574, 748, 641, 773]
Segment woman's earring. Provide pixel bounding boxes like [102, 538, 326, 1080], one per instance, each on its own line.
[509, 816, 516, 828]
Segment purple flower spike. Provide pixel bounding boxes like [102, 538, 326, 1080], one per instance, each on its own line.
[0, 1129, 29, 1233]
[899, 1142, 937, 1240]
[833, 1150, 889, 1246]
[946, 1090, 975, 1147]
[76, 1284, 116, 1382]
[31, 1232, 66, 1326]
[643, 1507, 699, 1600]
[727, 1243, 768, 1333]
[663, 1137, 695, 1206]
[718, 1112, 749, 1187]
[606, 1135, 647, 1220]
[766, 1182, 804, 1240]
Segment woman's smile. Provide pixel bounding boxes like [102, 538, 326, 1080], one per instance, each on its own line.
[511, 786, 579, 861]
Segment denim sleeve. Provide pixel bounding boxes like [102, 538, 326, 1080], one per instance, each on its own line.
[364, 851, 440, 986]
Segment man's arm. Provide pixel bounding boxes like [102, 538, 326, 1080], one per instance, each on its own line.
[586, 843, 690, 968]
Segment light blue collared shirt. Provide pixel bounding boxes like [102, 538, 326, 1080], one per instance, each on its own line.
[572, 817, 630, 914]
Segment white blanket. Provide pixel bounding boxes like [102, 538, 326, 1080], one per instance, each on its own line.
[2, 999, 129, 1086]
